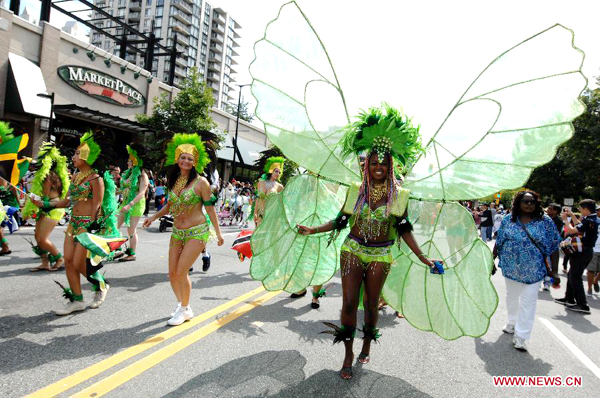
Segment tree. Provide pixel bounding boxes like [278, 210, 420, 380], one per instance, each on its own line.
[137, 67, 220, 167]
[225, 97, 255, 123]
[526, 83, 600, 204]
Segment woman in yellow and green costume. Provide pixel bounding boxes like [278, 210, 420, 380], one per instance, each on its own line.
[32, 131, 120, 315]
[23, 143, 70, 271]
[115, 143, 149, 262]
[254, 156, 285, 227]
[143, 133, 224, 326]
[0, 122, 20, 256]
[297, 106, 443, 379]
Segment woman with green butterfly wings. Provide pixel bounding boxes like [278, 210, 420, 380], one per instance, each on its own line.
[250, 0, 586, 352]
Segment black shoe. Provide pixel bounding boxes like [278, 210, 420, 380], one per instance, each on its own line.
[594, 283, 600, 293]
[311, 301, 320, 309]
[554, 298, 575, 306]
[566, 304, 591, 314]
[202, 255, 211, 272]
[189, 267, 193, 274]
[290, 290, 307, 298]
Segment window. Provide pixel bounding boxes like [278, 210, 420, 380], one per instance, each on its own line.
[225, 56, 231, 66]
[155, 18, 162, 27]
[226, 47, 232, 57]
[204, 14, 209, 24]
[153, 27, 161, 36]
[202, 34, 207, 45]
[201, 44, 207, 56]
[144, 18, 149, 27]
[202, 23, 209, 35]
[229, 18, 235, 29]
[118, 9, 125, 17]
[157, 0, 163, 6]
[205, 3, 210, 12]
[118, 0, 124, 6]
[156, 7, 163, 16]
[145, 8, 150, 16]
[146, 0, 151, 5]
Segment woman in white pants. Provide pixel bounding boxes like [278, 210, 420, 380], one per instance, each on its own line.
[493, 191, 561, 351]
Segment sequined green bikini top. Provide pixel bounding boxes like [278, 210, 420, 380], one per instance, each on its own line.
[69, 181, 93, 202]
[355, 203, 394, 240]
[169, 187, 203, 217]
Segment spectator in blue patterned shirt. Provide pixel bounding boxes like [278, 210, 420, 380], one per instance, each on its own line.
[493, 191, 561, 352]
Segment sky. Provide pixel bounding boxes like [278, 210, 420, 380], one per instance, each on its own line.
[9, 0, 600, 139]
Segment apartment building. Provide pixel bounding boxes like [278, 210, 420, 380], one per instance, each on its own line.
[90, 0, 242, 111]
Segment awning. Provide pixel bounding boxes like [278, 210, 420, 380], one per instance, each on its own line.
[217, 135, 266, 165]
[53, 104, 150, 133]
[7, 53, 51, 118]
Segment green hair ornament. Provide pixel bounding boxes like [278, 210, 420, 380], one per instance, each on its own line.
[340, 103, 424, 169]
[0, 121, 15, 145]
[126, 144, 144, 168]
[262, 156, 285, 180]
[164, 133, 210, 173]
[78, 131, 102, 166]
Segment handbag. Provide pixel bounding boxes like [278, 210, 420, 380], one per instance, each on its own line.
[517, 219, 553, 278]
[559, 236, 582, 255]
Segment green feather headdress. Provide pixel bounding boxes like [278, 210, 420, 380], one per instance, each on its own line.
[340, 103, 424, 169]
[126, 144, 144, 168]
[165, 133, 210, 173]
[0, 121, 15, 145]
[263, 156, 285, 176]
[22, 143, 70, 219]
[78, 131, 102, 166]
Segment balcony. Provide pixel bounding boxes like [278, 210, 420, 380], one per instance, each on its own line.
[171, 20, 191, 36]
[207, 72, 220, 82]
[210, 32, 224, 44]
[209, 42, 223, 53]
[171, 9, 191, 26]
[129, 0, 141, 11]
[175, 43, 188, 53]
[211, 23, 225, 35]
[172, 0, 192, 14]
[128, 12, 140, 22]
[208, 53, 221, 63]
[208, 62, 221, 72]
[175, 56, 187, 67]
[173, 65, 186, 78]
[174, 34, 189, 46]
[212, 10, 226, 25]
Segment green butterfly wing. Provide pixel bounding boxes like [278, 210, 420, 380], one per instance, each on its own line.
[250, 1, 361, 186]
[250, 174, 348, 292]
[404, 24, 587, 200]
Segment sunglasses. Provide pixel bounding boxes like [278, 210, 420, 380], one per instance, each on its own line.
[521, 200, 536, 205]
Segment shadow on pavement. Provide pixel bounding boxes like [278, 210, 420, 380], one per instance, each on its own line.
[105, 272, 169, 293]
[0, 313, 75, 339]
[192, 271, 255, 289]
[474, 334, 553, 376]
[0, 318, 164, 375]
[551, 313, 600, 334]
[164, 350, 430, 398]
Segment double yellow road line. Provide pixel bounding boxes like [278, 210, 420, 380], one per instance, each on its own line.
[28, 286, 280, 397]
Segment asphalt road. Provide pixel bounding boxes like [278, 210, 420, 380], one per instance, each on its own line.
[1, 216, 599, 397]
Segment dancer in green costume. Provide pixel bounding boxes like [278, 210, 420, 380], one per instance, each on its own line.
[24, 144, 70, 271]
[249, 1, 587, 380]
[144, 133, 224, 326]
[254, 156, 284, 228]
[31, 131, 120, 315]
[115, 143, 149, 262]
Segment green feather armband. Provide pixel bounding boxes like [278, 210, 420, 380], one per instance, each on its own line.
[203, 195, 218, 206]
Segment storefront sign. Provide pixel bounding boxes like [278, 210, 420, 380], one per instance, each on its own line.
[57, 66, 145, 108]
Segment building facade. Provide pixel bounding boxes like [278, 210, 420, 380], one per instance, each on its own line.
[89, 0, 241, 111]
[0, 6, 264, 182]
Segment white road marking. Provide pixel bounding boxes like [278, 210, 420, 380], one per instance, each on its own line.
[539, 317, 600, 380]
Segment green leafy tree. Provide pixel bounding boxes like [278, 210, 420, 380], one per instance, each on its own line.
[527, 83, 600, 203]
[137, 67, 220, 167]
[225, 98, 255, 123]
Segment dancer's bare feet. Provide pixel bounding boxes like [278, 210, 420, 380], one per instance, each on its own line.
[49, 257, 65, 272]
[31, 257, 51, 272]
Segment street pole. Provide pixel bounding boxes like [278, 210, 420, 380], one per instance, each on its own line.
[231, 83, 249, 180]
[37, 92, 54, 141]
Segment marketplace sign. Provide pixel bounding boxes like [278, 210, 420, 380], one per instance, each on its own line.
[57, 66, 145, 108]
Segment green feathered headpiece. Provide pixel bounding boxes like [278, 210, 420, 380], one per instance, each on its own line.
[0, 121, 15, 145]
[165, 133, 210, 173]
[126, 144, 144, 168]
[263, 156, 285, 176]
[340, 103, 424, 168]
[22, 143, 71, 219]
[78, 131, 102, 166]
